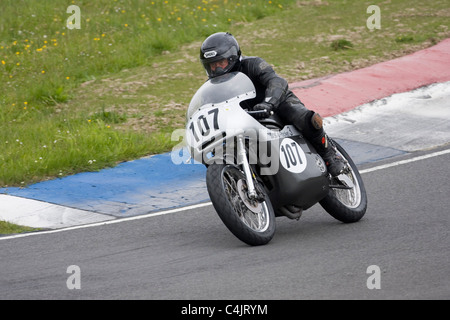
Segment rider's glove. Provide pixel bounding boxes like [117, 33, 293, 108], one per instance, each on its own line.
[253, 102, 274, 119]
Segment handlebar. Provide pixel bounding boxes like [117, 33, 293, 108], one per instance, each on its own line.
[246, 110, 274, 119]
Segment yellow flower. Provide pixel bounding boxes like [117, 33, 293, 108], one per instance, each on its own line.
[66, 76, 70, 80]
[24, 101, 28, 105]
[41, 70, 45, 74]
[1, 60, 5, 65]
[124, 24, 128, 27]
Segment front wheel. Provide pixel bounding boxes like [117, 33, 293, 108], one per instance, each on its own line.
[320, 140, 368, 223]
[206, 163, 276, 246]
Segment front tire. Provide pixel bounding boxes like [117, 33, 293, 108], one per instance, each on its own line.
[320, 140, 368, 223]
[206, 163, 276, 246]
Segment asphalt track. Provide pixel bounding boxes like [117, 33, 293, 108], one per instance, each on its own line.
[0, 148, 449, 300]
[0, 39, 449, 301]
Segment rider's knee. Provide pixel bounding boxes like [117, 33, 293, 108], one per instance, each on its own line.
[310, 112, 323, 130]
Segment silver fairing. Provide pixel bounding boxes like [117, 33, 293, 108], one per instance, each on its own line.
[185, 72, 329, 210]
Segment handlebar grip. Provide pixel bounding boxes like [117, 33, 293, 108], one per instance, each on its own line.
[247, 110, 274, 119]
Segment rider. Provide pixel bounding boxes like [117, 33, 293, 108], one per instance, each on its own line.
[199, 32, 347, 176]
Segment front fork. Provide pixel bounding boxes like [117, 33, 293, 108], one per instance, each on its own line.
[237, 135, 258, 200]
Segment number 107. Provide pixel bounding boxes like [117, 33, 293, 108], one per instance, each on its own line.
[280, 142, 303, 168]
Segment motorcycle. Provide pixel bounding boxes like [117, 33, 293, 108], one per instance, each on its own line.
[185, 71, 367, 246]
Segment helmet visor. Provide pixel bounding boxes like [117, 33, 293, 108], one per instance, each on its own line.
[201, 46, 238, 78]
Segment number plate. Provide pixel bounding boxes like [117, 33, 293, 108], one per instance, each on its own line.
[279, 138, 307, 173]
[187, 107, 220, 147]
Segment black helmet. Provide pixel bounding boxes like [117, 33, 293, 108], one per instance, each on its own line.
[200, 32, 241, 78]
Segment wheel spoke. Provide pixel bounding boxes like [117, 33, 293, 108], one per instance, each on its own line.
[332, 152, 362, 208]
[221, 166, 270, 232]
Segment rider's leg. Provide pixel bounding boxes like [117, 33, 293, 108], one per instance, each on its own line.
[307, 112, 347, 176]
[277, 96, 347, 176]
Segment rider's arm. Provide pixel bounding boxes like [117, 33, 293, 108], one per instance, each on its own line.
[249, 57, 288, 109]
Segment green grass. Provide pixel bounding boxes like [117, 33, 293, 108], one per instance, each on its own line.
[1, 0, 449, 191]
[0, 0, 291, 187]
[0, 220, 40, 235]
[331, 39, 354, 51]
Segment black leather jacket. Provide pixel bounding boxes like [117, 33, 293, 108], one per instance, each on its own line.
[234, 56, 291, 109]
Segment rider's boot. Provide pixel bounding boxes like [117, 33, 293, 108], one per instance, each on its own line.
[308, 113, 347, 177]
[311, 132, 347, 176]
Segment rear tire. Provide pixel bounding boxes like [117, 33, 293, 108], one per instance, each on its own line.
[320, 140, 367, 223]
[206, 163, 276, 246]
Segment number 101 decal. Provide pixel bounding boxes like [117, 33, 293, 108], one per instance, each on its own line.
[279, 138, 307, 173]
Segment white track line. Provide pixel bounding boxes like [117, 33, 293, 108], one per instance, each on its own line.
[1, 148, 449, 241]
[0, 202, 212, 241]
[359, 149, 450, 174]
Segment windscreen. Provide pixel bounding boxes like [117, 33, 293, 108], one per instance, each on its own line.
[186, 72, 256, 119]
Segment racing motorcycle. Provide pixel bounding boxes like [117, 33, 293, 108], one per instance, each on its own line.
[185, 72, 367, 246]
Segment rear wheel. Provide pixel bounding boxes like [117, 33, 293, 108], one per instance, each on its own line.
[320, 140, 367, 223]
[206, 163, 276, 246]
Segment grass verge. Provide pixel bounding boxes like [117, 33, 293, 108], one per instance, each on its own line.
[1, 0, 292, 187]
[0, 0, 449, 187]
[0, 220, 40, 235]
